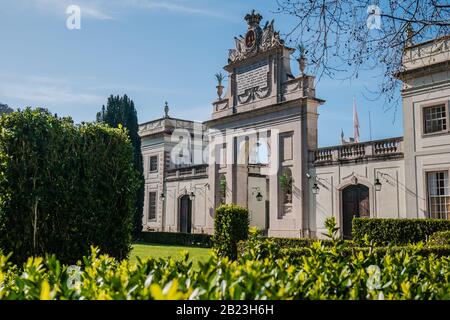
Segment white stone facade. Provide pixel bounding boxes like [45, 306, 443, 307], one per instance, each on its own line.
[139, 13, 450, 239]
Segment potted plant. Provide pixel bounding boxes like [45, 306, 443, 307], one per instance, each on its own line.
[215, 72, 225, 99]
[279, 173, 291, 191]
[219, 176, 227, 193]
[219, 176, 227, 204]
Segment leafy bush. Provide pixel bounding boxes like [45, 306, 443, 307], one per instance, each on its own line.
[140, 232, 212, 248]
[237, 236, 340, 260]
[0, 109, 139, 264]
[277, 244, 450, 260]
[213, 204, 249, 260]
[1, 245, 450, 300]
[323, 216, 340, 240]
[352, 218, 450, 245]
[427, 231, 450, 246]
[237, 228, 281, 261]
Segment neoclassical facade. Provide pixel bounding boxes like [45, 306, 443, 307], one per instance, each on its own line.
[139, 11, 450, 238]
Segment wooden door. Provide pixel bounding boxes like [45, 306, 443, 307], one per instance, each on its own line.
[342, 184, 370, 239]
[179, 195, 192, 234]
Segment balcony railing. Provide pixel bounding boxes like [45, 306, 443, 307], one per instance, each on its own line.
[166, 164, 209, 180]
[313, 137, 403, 164]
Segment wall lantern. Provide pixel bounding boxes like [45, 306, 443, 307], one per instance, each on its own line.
[312, 182, 320, 195]
[256, 191, 263, 202]
[160, 193, 165, 201]
[374, 178, 382, 192]
[189, 192, 195, 201]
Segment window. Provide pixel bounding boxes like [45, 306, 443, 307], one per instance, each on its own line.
[427, 171, 450, 219]
[148, 192, 157, 221]
[249, 132, 269, 165]
[220, 143, 227, 168]
[149, 156, 158, 172]
[423, 104, 447, 134]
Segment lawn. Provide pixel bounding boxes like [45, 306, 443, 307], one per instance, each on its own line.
[130, 243, 211, 265]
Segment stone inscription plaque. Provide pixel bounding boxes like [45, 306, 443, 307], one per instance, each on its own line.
[236, 59, 269, 95]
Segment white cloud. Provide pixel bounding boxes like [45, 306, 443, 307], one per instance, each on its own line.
[0, 75, 104, 106]
[18, 0, 114, 20]
[20, 0, 234, 21]
[77, 4, 114, 20]
[125, 0, 232, 19]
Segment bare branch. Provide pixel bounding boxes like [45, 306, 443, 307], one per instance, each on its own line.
[275, 0, 450, 115]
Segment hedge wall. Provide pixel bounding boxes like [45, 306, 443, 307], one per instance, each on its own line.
[278, 245, 450, 260]
[352, 218, 450, 245]
[140, 232, 212, 248]
[213, 204, 249, 260]
[0, 108, 139, 263]
[266, 237, 338, 248]
[427, 231, 450, 246]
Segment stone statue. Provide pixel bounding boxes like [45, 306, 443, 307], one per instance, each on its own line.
[164, 101, 169, 118]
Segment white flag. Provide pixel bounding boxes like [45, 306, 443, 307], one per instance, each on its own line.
[353, 97, 360, 143]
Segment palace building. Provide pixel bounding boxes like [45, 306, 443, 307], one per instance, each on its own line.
[138, 11, 450, 238]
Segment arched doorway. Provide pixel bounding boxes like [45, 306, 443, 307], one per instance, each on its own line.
[342, 184, 370, 239]
[179, 195, 192, 233]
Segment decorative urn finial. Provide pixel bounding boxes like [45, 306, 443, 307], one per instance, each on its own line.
[164, 101, 169, 118]
[215, 72, 225, 99]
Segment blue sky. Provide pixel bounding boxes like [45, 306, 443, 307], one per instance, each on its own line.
[0, 0, 403, 147]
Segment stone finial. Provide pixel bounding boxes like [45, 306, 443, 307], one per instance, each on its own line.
[164, 101, 169, 118]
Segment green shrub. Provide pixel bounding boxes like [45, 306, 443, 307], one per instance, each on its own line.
[140, 232, 212, 248]
[2, 245, 450, 300]
[237, 228, 281, 261]
[213, 204, 249, 260]
[237, 237, 340, 260]
[427, 231, 450, 246]
[0, 109, 139, 264]
[352, 218, 450, 245]
[279, 244, 450, 260]
[271, 237, 344, 247]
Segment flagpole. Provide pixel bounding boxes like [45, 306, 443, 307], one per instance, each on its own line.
[353, 97, 360, 143]
[369, 110, 373, 141]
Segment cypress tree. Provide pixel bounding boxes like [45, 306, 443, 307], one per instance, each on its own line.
[0, 103, 13, 115]
[97, 95, 144, 239]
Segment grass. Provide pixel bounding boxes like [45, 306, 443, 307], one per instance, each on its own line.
[130, 243, 211, 266]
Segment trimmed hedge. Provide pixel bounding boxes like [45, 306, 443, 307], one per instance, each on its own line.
[352, 218, 450, 245]
[140, 232, 212, 248]
[237, 236, 354, 259]
[265, 237, 340, 248]
[279, 245, 450, 260]
[427, 231, 450, 246]
[213, 204, 249, 260]
[0, 109, 139, 264]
